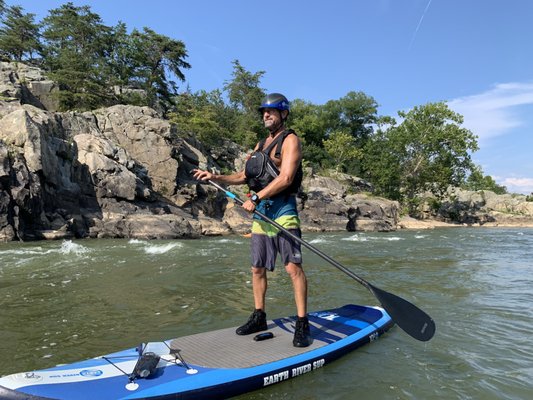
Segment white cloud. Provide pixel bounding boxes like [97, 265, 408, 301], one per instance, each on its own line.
[448, 82, 533, 194]
[448, 82, 533, 141]
[501, 177, 533, 195]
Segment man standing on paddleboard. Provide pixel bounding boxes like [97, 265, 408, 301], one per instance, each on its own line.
[193, 93, 311, 347]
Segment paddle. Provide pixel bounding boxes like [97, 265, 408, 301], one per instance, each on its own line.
[205, 180, 436, 342]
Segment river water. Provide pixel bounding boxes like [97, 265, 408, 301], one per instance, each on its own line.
[0, 228, 532, 399]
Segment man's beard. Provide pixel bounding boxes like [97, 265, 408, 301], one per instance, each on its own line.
[265, 119, 283, 134]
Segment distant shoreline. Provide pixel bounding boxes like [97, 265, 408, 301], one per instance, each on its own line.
[397, 216, 533, 230]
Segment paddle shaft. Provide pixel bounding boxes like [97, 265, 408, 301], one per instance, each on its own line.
[206, 180, 435, 342]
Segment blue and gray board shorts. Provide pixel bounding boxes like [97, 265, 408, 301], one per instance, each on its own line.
[251, 194, 302, 271]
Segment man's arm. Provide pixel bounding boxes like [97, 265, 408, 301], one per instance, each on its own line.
[192, 169, 247, 185]
[193, 141, 261, 186]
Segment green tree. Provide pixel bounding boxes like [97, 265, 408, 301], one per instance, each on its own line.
[463, 165, 507, 194]
[363, 102, 479, 212]
[292, 91, 379, 174]
[223, 60, 265, 147]
[289, 99, 325, 146]
[0, 5, 41, 61]
[324, 91, 379, 175]
[362, 127, 401, 197]
[41, 2, 114, 110]
[129, 27, 190, 109]
[323, 131, 362, 172]
[169, 89, 235, 148]
[289, 99, 329, 168]
[322, 91, 379, 145]
[224, 59, 265, 114]
[106, 21, 136, 101]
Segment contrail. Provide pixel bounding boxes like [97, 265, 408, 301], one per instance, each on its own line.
[408, 0, 433, 51]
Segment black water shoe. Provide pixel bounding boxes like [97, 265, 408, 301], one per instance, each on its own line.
[236, 309, 267, 335]
[293, 316, 312, 347]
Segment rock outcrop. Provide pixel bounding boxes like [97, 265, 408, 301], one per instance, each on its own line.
[0, 62, 212, 240]
[1, 62, 531, 241]
[450, 188, 533, 226]
[414, 187, 533, 228]
[0, 103, 197, 240]
[299, 172, 398, 232]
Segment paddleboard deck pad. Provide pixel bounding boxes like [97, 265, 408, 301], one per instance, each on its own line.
[0, 304, 393, 399]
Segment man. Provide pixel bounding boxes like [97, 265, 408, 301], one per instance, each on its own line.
[193, 93, 311, 347]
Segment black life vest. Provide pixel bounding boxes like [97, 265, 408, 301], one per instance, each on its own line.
[244, 129, 303, 194]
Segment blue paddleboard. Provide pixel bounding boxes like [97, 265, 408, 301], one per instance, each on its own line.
[0, 304, 393, 399]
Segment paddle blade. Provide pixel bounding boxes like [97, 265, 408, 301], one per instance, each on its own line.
[369, 283, 436, 342]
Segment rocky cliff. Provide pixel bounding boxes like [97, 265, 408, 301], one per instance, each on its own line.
[0, 62, 401, 241]
[2, 62, 531, 241]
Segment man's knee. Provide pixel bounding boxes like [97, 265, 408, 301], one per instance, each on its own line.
[285, 262, 304, 278]
[251, 266, 267, 277]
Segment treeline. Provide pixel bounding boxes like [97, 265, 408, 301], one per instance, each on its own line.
[0, 1, 507, 212]
[0, 1, 190, 110]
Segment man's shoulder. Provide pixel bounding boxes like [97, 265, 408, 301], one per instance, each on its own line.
[279, 131, 302, 158]
[282, 131, 301, 146]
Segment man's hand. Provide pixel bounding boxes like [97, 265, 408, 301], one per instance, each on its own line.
[242, 199, 256, 213]
[192, 169, 214, 181]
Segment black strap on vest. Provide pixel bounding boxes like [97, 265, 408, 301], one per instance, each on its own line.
[257, 129, 295, 159]
[253, 129, 302, 196]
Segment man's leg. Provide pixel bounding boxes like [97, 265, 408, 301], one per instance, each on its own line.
[252, 266, 268, 311]
[236, 266, 268, 335]
[285, 262, 307, 317]
[286, 262, 311, 347]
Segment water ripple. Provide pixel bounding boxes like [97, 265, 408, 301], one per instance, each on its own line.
[1, 228, 533, 399]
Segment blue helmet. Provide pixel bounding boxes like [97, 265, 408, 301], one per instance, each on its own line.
[258, 93, 290, 114]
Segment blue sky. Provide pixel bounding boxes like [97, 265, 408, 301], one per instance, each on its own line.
[10, 0, 533, 194]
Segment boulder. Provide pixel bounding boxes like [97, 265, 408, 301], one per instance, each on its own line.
[415, 187, 533, 227]
[93, 105, 179, 196]
[300, 172, 399, 232]
[0, 61, 59, 112]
